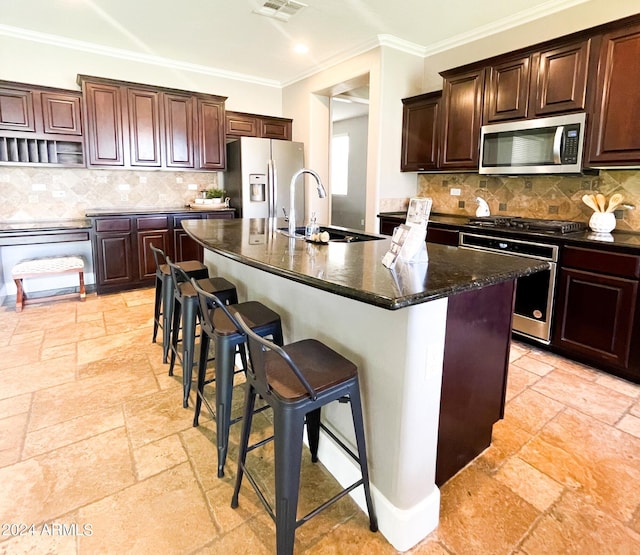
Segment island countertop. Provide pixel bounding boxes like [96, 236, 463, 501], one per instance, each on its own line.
[182, 217, 547, 310]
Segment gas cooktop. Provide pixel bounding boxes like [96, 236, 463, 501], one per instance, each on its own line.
[467, 216, 586, 234]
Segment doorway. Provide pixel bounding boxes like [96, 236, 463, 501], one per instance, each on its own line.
[329, 81, 369, 231]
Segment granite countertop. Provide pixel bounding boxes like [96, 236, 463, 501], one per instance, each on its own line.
[378, 211, 640, 252]
[85, 206, 235, 217]
[182, 218, 547, 310]
[0, 219, 92, 233]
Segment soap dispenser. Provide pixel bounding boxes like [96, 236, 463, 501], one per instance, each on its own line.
[305, 212, 319, 241]
[475, 197, 490, 217]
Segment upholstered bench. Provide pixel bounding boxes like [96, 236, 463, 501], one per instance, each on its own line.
[12, 256, 86, 312]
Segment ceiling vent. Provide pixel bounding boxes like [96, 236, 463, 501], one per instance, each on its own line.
[253, 0, 307, 22]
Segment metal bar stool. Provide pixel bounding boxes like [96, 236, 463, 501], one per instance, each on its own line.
[231, 314, 378, 555]
[166, 259, 238, 408]
[191, 279, 283, 478]
[150, 244, 209, 363]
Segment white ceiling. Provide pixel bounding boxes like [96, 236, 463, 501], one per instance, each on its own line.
[2, 0, 632, 88]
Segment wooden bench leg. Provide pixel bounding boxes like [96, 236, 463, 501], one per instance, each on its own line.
[79, 271, 86, 301]
[14, 278, 24, 312]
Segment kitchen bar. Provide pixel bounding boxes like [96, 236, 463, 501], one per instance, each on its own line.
[183, 217, 548, 551]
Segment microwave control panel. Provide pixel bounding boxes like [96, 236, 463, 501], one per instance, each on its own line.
[562, 125, 581, 163]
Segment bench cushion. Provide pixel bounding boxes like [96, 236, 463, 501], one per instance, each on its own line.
[12, 256, 85, 278]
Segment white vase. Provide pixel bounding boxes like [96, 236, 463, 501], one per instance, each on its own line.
[588, 211, 616, 233]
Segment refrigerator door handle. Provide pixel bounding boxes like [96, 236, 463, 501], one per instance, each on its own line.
[269, 160, 278, 218]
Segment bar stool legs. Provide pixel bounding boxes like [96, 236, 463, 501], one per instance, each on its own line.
[230, 319, 378, 555]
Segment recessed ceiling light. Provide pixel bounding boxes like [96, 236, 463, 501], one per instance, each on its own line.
[293, 43, 308, 54]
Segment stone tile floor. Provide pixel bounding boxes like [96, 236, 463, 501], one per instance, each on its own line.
[1, 288, 639, 554]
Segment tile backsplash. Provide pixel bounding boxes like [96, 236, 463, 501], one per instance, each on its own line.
[417, 170, 640, 232]
[0, 167, 221, 221]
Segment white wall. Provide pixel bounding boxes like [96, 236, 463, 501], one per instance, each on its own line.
[0, 35, 282, 114]
[332, 115, 368, 230]
[282, 46, 424, 232]
[421, 0, 640, 88]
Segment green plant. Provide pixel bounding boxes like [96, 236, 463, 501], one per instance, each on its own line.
[205, 188, 225, 199]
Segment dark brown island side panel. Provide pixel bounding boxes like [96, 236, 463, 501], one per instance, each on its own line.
[436, 279, 515, 486]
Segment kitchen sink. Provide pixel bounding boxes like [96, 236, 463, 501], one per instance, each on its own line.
[277, 225, 385, 243]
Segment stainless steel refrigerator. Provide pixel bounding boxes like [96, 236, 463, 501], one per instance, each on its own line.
[224, 137, 305, 219]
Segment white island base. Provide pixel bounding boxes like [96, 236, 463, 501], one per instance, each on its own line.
[205, 250, 448, 551]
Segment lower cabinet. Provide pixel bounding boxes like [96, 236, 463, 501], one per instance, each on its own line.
[378, 215, 460, 246]
[91, 210, 234, 294]
[552, 245, 640, 381]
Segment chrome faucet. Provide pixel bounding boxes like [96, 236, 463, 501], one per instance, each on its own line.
[288, 169, 326, 237]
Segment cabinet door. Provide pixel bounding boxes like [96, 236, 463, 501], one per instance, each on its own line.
[531, 39, 590, 116]
[137, 216, 170, 280]
[93, 218, 135, 289]
[163, 93, 194, 168]
[83, 81, 125, 166]
[484, 55, 531, 122]
[553, 267, 638, 370]
[260, 117, 292, 140]
[588, 23, 640, 165]
[226, 111, 259, 137]
[196, 97, 225, 170]
[401, 92, 440, 171]
[173, 214, 203, 262]
[127, 88, 161, 167]
[0, 87, 35, 132]
[40, 92, 82, 135]
[440, 68, 485, 170]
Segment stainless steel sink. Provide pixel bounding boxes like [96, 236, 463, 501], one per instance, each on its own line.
[277, 225, 384, 243]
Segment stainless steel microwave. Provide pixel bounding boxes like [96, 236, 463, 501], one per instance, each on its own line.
[479, 112, 586, 175]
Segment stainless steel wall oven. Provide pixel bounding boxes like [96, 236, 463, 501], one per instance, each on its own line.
[459, 232, 559, 343]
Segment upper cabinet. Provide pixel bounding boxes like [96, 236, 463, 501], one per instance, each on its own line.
[439, 67, 485, 170]
[530, 38, 591, 116]
[0, 81, 84, 166]
[225, 110, 292, 141]
[483, 37, 591, 125]
[400, 91, 441, 171]
[483, 55, 531, 123]
[587, 20, 640, 166]
[78, 75, 226, 171]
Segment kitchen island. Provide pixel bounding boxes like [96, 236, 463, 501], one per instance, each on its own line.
[182, 217, 547, 551]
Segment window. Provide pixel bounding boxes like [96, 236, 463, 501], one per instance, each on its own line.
[331, 133, 349, 195]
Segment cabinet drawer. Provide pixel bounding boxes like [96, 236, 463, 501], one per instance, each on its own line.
[95, 218, 131, 232]
[173, 214, 203, 227]
[137, 216, 168, 230]
[562, 246, 640, 278]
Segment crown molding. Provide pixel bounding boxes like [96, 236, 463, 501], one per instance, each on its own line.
[0, 24, 281, 88]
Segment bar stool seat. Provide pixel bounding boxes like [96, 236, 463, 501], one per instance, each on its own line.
[191, 279, 283, 478]
[167, 260, 238, 408]
[150, 244, 208, 363]
[231, 315, 378, 555]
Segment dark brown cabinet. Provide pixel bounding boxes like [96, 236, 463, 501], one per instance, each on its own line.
[83, 81, 125, 166]
[196, 97, 225, 170]
[484, 55, 531, 123]
[588, 21, 640, 166]
[79, 75, 226, 170]
[225, 110, 292, 140]
[90, 210, 235, 294]
[0, 81, 84, 166]
[439, 68, 485, 170]
[93, 218, 135, 289]
[483, 38, 590, 123]
[127, 88, 162, 167]
[136, 216, 170, 280]
[531, 38, 591, 116]
[163, 92, 194, 168]
[400, 91, 441, 171]
[378, 214, 459, 246]
[552, 245, 640, 381]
